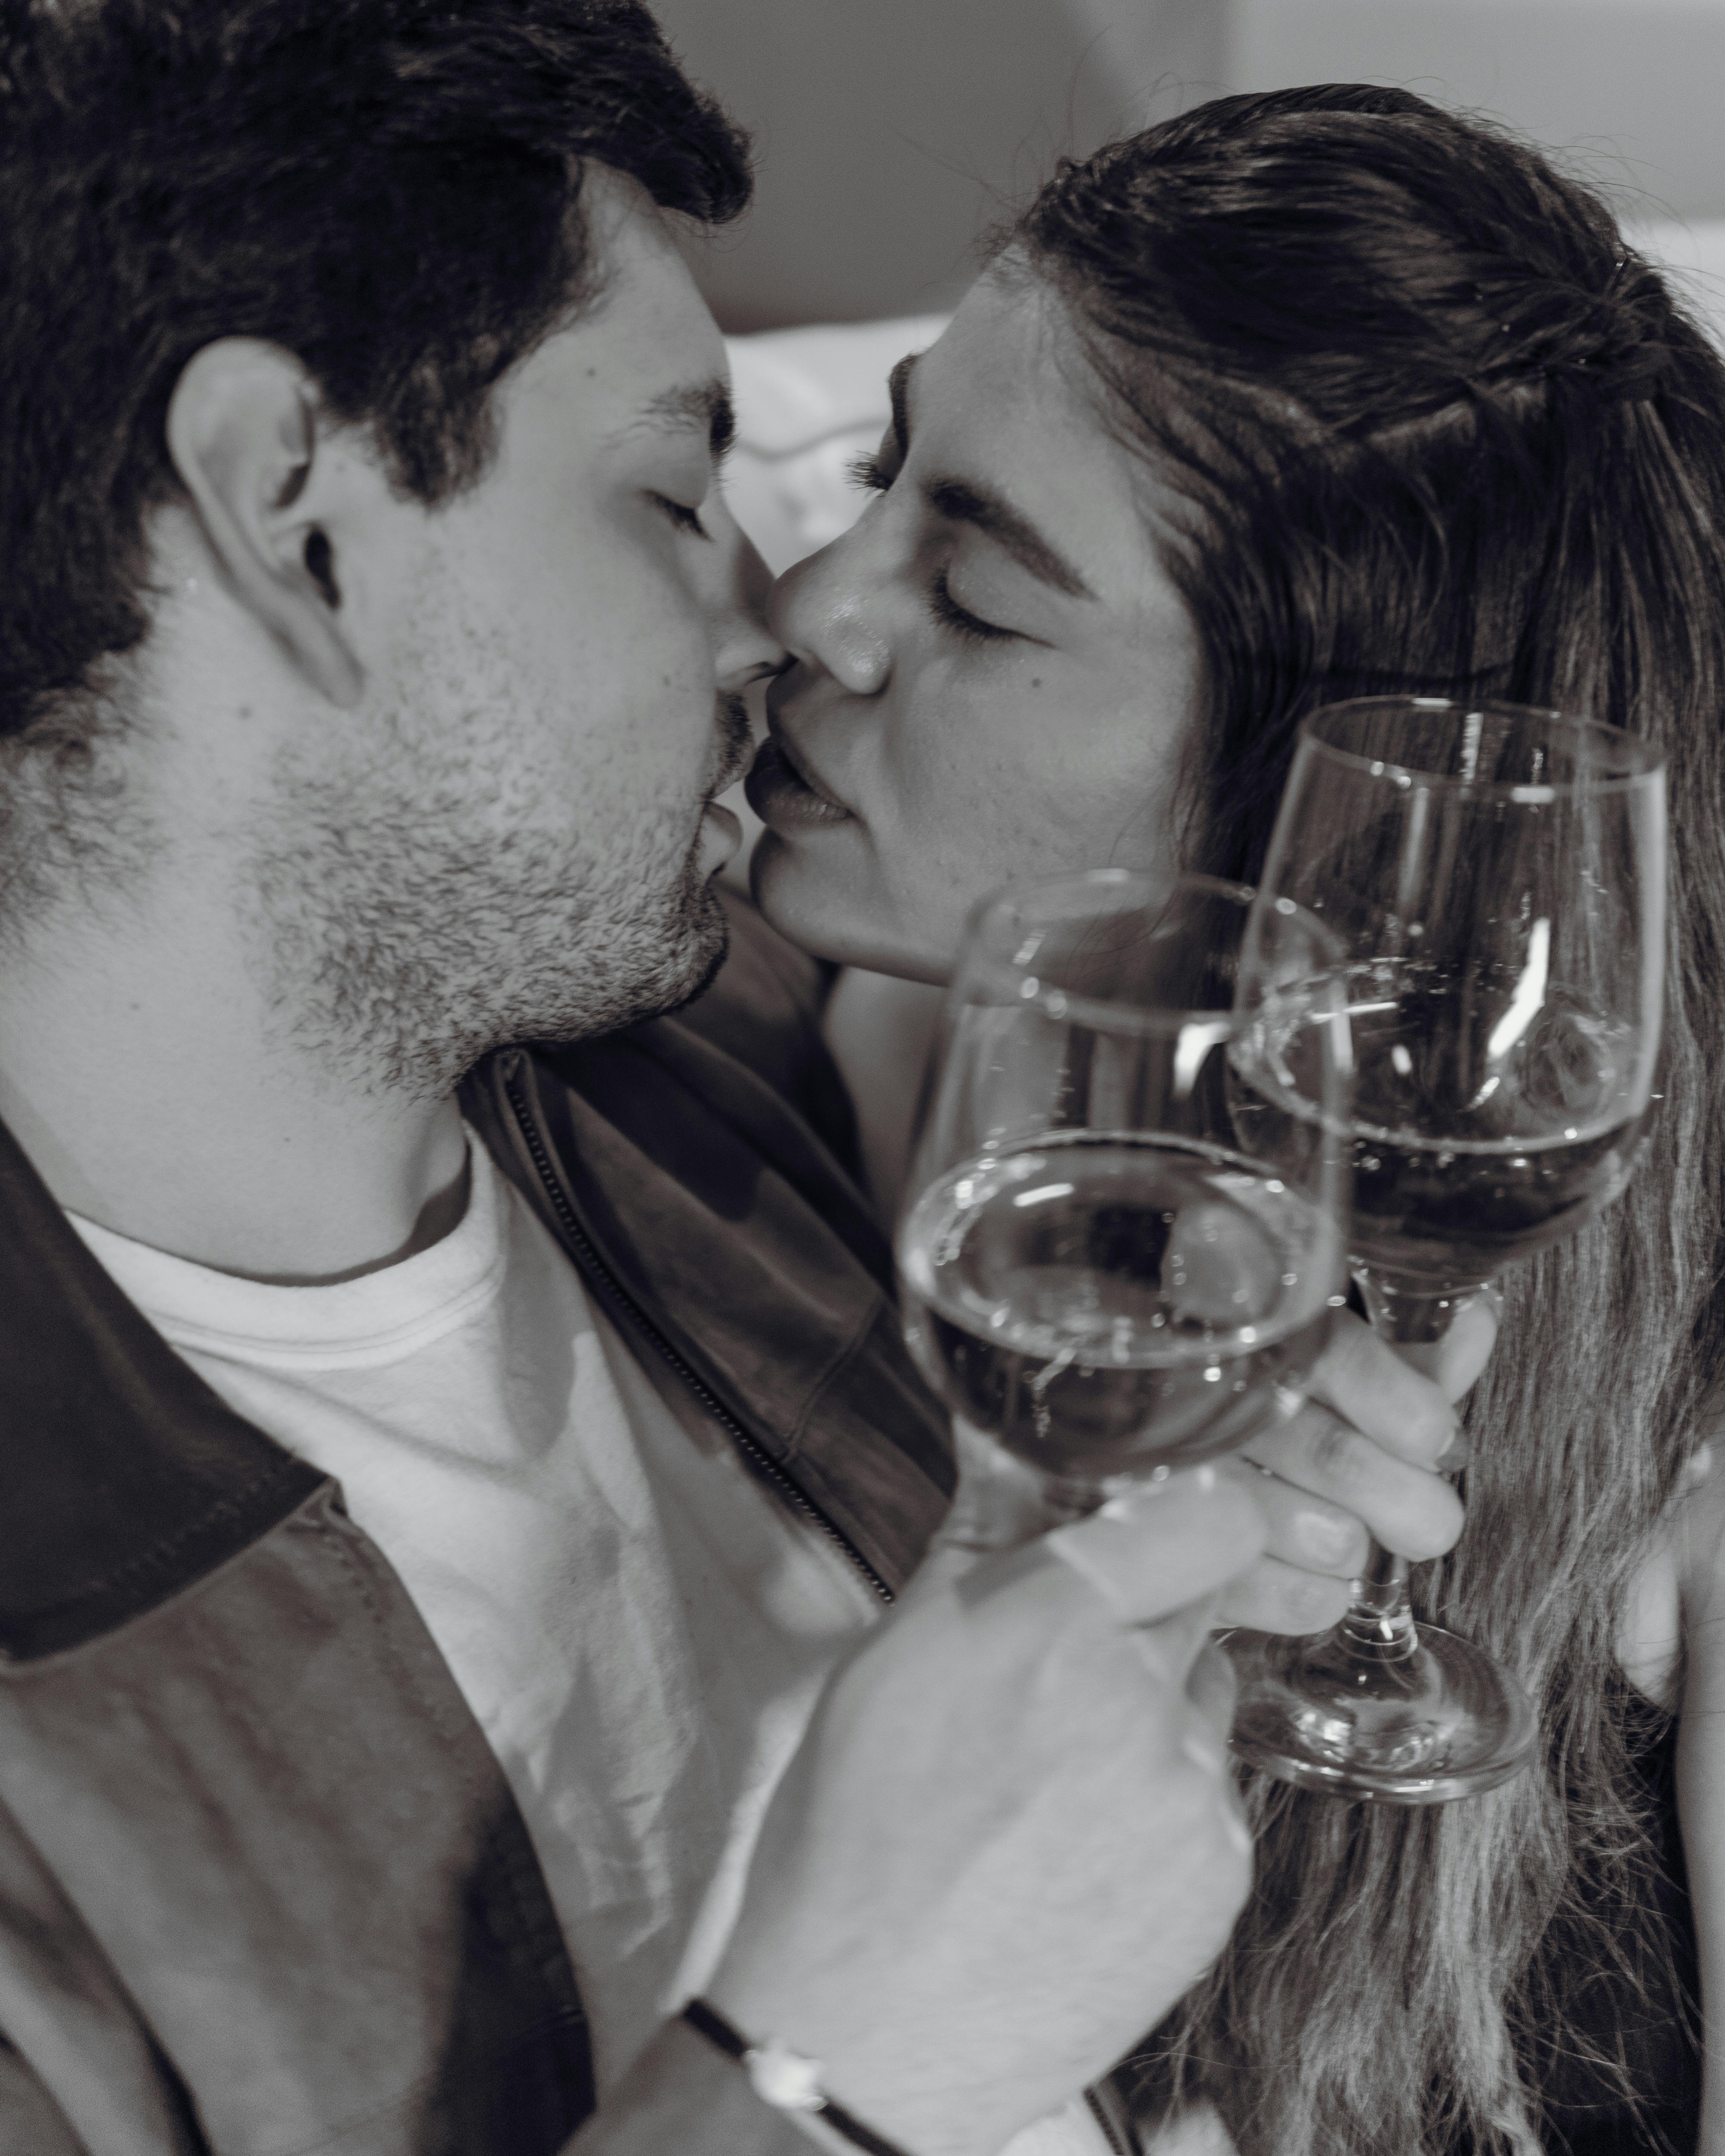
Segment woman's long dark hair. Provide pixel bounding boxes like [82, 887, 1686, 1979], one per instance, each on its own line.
[1014, 87, 1725, 2156]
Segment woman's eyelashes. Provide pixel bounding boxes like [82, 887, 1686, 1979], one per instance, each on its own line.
[848, 450, 891, 494]
[928, 568, 1016, 645]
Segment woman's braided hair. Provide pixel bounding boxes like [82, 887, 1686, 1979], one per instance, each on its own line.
[1015, 86, 1725, 2156]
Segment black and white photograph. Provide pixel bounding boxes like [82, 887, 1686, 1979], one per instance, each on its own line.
[0, 3, 1717, 2152]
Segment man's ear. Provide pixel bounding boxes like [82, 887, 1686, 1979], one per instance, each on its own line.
[166, 338, 365, 709]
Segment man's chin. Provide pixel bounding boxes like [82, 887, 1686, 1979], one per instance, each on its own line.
[439, 879, 730, 1086]
[652, 887, 732, 1017]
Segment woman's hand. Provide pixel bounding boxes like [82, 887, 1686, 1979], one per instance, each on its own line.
[1213, 1294, 1499, 1636]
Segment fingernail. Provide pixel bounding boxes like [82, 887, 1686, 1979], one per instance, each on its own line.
[1433, 1422, 1471, 1475]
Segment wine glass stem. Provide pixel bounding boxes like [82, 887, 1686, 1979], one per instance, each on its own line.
[1336, 1267, 1491, 1664]
[1341, 1544, 1418, 1658]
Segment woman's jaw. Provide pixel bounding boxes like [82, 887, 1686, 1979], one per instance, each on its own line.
[746, 774, 956, 982]
[745, 699, 960, 980]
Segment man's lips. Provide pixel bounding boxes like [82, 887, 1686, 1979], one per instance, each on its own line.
[745, 736, 853, 830]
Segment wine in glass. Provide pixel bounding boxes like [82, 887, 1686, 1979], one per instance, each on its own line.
[897, 871, 1352, 1548]
[1225, 697, 1667, 1803]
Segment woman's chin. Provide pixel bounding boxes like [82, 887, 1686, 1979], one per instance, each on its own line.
[749, 834, 951, 984]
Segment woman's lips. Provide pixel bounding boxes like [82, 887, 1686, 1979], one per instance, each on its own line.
[745, 737, 853, 830]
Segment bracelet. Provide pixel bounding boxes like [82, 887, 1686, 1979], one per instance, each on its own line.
[680, 1998, 913, 2156]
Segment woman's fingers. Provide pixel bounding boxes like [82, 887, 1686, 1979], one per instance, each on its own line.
[1300, 1308, 1462, 1467]
[1414, 1288, 1501, 1403]
[1213, 1461, 1366, 1635]
[1239, 1463, 1370, 1579]
[1202, 1296, 1502, 1628]
[940, 1294, 1502, 1646]
[1241, 1401, 1465, 1561]
[1213, 1554, 1354, 1636]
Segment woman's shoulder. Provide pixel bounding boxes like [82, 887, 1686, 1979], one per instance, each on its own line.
[1678, 1437, 1725, 1633]
[1620, 1441, 1722, 1710]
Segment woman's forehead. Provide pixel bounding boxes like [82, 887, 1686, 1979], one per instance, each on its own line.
[913, 270, 1175, 613]
[919, 267, 1077, 417]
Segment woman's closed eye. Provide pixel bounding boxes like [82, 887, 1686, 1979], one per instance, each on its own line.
[849, 454, 1018, 646]
[928, 567, 1016, 645]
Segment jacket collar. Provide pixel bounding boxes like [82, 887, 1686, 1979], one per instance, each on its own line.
[0, 1109, 323, 1662]
[462, 1028, 950, 1595]
[0, 1022, 949, 1661]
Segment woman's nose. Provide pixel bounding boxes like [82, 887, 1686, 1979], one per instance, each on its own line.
[767, 533, 892, 697]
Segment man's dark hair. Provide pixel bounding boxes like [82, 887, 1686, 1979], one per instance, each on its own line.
[0, 0, 750, 742]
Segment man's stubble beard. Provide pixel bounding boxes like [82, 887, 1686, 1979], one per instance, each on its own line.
[241, 704, 745, 1104]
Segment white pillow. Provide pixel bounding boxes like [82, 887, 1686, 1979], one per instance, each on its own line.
[724, 315, 949, 575]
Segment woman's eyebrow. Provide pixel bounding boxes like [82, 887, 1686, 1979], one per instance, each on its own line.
[927, 476, 1095, 599]
[889, 350, 1093, 601]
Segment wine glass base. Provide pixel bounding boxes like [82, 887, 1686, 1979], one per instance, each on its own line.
[1223, 1621, 1538, 1804]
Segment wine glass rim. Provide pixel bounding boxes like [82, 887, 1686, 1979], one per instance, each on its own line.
[1299, 695, 1666, 793]
[960, 870, 1338, 1037]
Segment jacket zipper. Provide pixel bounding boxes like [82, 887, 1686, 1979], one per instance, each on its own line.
[503, 1071, 894, 1607]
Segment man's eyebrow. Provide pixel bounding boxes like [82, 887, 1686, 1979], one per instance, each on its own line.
[636, 377, 736, 460]
[927, 476, 1095, 600]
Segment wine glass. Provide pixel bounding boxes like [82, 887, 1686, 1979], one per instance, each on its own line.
[1225, 697, 1667, 1804]
[896, 871, 1352, 1551]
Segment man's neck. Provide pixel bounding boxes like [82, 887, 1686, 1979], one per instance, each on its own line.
[0, 893, 469, 1285]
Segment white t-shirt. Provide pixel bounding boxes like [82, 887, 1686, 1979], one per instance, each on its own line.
[68, 1129, 1112, 2153]
[68, 1131, 882, 2091]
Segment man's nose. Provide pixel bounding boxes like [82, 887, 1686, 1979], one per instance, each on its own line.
[766, 533, 891, 698]
[707, 495, 790, 691]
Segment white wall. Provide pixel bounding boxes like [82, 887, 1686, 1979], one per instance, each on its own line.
[654, 0, 1120, 331]
[655, 0, 1725, 328]
[1069, 0, 1725, 219]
